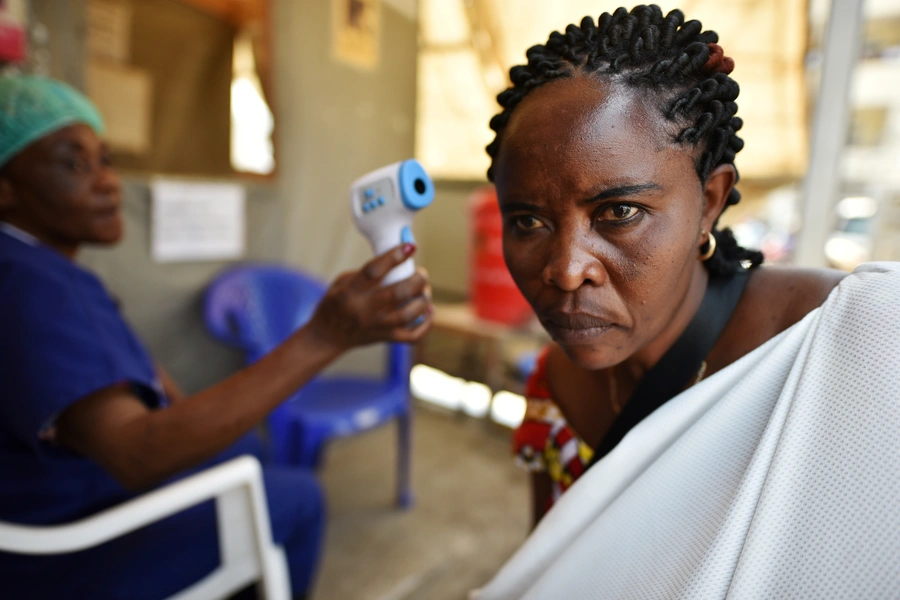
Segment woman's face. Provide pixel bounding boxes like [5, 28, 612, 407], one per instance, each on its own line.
[0, 123, 122, 256]
[493, 75, 724, 370]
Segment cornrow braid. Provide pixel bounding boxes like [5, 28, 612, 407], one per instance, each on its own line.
[486, 4, 763, 276]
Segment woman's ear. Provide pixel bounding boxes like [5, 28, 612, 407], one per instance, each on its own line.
[700, 164, 736, 231]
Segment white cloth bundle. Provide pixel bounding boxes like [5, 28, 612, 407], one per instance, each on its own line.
[478, 262, 900, 600]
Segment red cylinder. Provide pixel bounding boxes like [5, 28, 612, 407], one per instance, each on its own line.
[469, 186, 533, 325]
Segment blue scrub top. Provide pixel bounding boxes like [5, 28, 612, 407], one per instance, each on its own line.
[0, 226, 166, 525]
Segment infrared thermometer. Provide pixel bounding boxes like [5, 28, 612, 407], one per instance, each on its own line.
[350, 159, 435, 286]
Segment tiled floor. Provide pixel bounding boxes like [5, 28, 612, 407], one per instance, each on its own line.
[312, 406, 530, 600]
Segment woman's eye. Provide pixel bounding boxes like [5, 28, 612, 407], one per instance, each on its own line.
[64, 157, 90, 172]
[600, 204, 640, 222]
[513, 215, 544, 231]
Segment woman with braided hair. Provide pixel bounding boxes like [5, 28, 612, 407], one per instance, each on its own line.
[497, 5, 843, 523]
[474, 5, 900, 599]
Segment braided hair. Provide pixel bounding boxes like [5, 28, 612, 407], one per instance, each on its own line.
[486, 5, 763, 275]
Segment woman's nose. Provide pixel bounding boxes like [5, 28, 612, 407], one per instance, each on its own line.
[94, 162, 121, 196]
[541, 233, 608, 291]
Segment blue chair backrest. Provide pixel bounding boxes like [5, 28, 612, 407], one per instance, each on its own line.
[204, 265, 328, 363]
[204, 264, 412, 388]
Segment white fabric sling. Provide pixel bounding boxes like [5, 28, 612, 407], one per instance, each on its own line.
[477, 262, 900, 600]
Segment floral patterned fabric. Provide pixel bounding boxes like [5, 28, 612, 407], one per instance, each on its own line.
[512, 347, 594, 511]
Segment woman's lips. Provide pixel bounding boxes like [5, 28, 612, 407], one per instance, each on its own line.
[541, 312, 617, 344]
[94, 203, 121, 220]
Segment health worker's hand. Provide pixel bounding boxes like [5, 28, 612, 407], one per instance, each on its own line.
[306, 243, 433, 352]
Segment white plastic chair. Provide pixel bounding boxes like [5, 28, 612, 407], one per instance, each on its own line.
[0, 455, 290, 600]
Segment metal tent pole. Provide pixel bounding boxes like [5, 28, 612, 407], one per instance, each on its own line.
[795, 0, 865, 267]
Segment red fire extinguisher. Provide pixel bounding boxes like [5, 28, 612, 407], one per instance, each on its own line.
[469, 186, 533, 325]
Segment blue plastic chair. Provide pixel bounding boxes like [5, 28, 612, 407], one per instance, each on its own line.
[203, 264, 414, 507]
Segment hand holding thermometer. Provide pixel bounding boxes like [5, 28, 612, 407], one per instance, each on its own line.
[350, 159, 435, 286]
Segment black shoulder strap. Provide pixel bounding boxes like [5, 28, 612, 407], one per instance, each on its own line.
[587, 271, 750, 469]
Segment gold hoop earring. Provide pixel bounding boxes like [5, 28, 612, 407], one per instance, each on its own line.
[700, 229, 717, 261]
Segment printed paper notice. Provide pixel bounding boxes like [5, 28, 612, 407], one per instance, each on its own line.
[86, 61, 152, 154]
[152, 180, 245, 263]
[87, 0, 132, 63]
[332, 0, 381, 70]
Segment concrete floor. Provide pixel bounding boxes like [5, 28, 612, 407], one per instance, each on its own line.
[311, 405, 530, 600]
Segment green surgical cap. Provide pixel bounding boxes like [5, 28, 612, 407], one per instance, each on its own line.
[0, 75, 105, 169]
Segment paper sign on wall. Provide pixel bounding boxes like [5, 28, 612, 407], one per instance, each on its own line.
[332, 0, 381, 70]
[152, 180, 245, 263]
[87, 62, 152, 154]
[87, 0, 132, 63]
